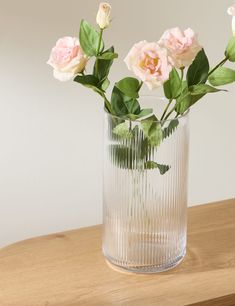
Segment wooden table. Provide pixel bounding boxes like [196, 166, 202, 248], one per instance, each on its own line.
[0, 199, 235, 306]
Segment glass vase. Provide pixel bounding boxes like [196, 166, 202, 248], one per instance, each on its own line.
[102, 96, 189, 273]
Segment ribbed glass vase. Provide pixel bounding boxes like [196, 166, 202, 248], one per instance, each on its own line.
[102, 96, 189, 273]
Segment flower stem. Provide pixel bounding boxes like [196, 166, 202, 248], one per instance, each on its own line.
[208, 57, 228, 77]
[97, 29, 103, 55]
[160, 99, 173, 121]
[95, 29, 104, 79]
[163, 106, 176, 121]
[180, 67, 184, 95]
[161, 58, 228, 122]
[95, 29, 112, 113]
[101, 92, 112, 113]
[161, 68, 184, 121]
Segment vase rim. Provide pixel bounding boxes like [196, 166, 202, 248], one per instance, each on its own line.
[104, 95, 189, 123]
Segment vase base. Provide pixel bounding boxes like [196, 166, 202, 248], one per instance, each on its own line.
[104, 249, 186, 274]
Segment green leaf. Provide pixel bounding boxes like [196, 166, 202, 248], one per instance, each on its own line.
[140, 138, 149, 159]
[126, 99, 141, 115]
[109, 134, 147, 170]
[74, 74, 98, 86]
[170, 68, 181, 98]
[115, 77, 140, 99]
[111, 87, 128, 116]
[225, 37, 235, 62]
[93, 46, 114, 81]
[209, 66, 235, 86]
[97, 52, 118, 60]
[138, 108, 153, 118]
[149, 125, 163, 147]
[187, 49, 209, 86]
[175, 85, 191, 114]
[162, 119, 179, 139]
[189, 84, 224, 95]
[157, 163, 170, 175]
[190, 93, 205, 107]
[163, 80, 172, 99]
[125, 114, 140, 120]
[111, 86, 130, 116]
[109, 145, 134, 169]
[79, 20, 104, 56]
[113, 122, 133, 140]
[175, 83, 220, 114]
[163, 68, 181, 99]
[144, 161, 158, 169]
[111, 82, 142, 117]
[99, 78, 110, 91]
[125, 109, 152, 120]
[141, 115, 162, 147]
[74, 74, 104, 95]
[144, 161, 170, 175]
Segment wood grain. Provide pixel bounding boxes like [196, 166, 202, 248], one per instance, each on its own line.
[187, 293, 235, 306]
[0, 199, 235, 306]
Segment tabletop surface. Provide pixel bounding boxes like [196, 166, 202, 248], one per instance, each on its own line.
[0, 199, 235, 306]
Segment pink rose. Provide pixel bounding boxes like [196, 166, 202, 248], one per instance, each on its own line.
[47, 37, 88, 81]
[159, 27, 202, 68]
[124, 41, 173, 90]
[227, 5, 235, 35]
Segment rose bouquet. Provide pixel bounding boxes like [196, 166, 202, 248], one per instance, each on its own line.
[47, 2, 235, 273]
[48, 3, 235, 175]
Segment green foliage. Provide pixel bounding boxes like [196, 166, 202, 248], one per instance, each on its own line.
[163, 68, 181, 99]
[175, 84, 191, 114]
[109, 140, 169, 175]
[136, 108, 153, 119]
[189, 93, 205, 107]
[111, 86, 141, 116]
[74, 74, 104, 95]
[175, 83, 224, 114]
[79, 20, 104, 56]
[75, 18, 232, 177]
[209, 66, 235, 86]
[97, 52, 118, 60]
[93, 46, 115, 82]
[113, 122, 133, 140]
[99, 78, 110, 91]
[74, 74, 98, 86]
[162, 119, 179, 139]
[144, 161, 170, 175]
[144, 161, 158, 169]
[115, 77, 140, 99]
[110, 77, 150, 119]
[125, 109, 152, 120]
[109, 115, 178, 175]
[187, 49, 209, 86]
[167, 49, 224, 116]
[225, 37, 235, 62]
[157, 163, 171, 175]
[109, 145, 134, 169]
[189, 84, 224, 95]
[125, 98, 141, 114]
[141, 115, 162, 147]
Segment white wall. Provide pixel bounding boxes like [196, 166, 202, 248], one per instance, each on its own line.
[1, 0, 235, 247]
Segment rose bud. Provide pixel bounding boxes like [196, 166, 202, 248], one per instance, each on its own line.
[228, 4, 235, 36]
[96, 2, 111, 29]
